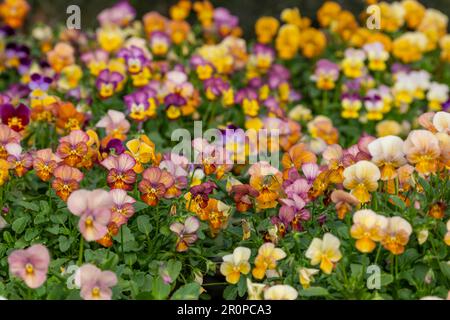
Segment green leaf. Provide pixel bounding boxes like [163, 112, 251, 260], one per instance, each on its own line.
[439, 262, 450, 280]
[237, 276, 247, 297]
[299, 287, 329, 297]
[380, 274, 394, 286]
[136, 215, 152, 235]
[170, 283, 201, 300]
[223, 285, 237, 300]
[389, 195, 406, 210]
[135, 292, 153, 300]
[167, 260, 182, 281]
[58, 236, 72, 252]
[151, 276, 171, 300]
[12, 216, 30, 234]
[134, 201, 148, 213]
[15, 200, 39, 212]
[2, 231, 14, 244]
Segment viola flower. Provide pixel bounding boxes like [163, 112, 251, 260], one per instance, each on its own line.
[255, 16, 279, 44]
[5, 143, 32, 177]
[98, 1, 136, 27]
[0, 103, 30, 132]
[264, 285, 298, 300]
[97, 25, 125, 53]
[96, 69, 124, 99]
[77, 264, 117, 300]
[170, 216, 200, 252]
[444, 220, 450, 246]
[126, 135, 160, 173]
[220, 246, 251, 284]
[247, 279, 266, 300]
[381, 217, 413, 255]
[139, 167, 174, 206]
[52, 164, 84, 201]
[188, 181, 217, 210]
[53, 102, 85, 134]
[124, 89, 158, 121]
[341, 93, 362, 119]
[427, 82, 448, 111]
[341, 48, 366, 78]
[363, 42, 389, 71]
[403, 130, 441, 175]
[109, 189, 136, 227]
[350, 210, 388, 253]
[46, 42, 75, 73]
[101, 153, 136, 190]
[0, 158, 9, 186]
[101, 139, 125, 158]
[230, 184, 259, 212]
[149, 31, 170, 56]
[252, 243, 286, 280]
[164, 93, 186, 120]
[330, 190, 360, 220]
[57, 130, 89, 167]
[96, 110, 130, 143]
[343, 160, 380, 203]
[117, 45, 149, 75]
[281, 143, 317, 175]
[298, 268, 319, 289]
[159, 154, 188, 198]
[302, 163, 320, 185]
[67, 189, 113, 242]
[307, 116, 339, 145]
[368, 136, 406, 181]
[0, 0, 30, 29]
[8, 244, 50, 289]
[364, 90, 384, 121]
[311, 59, 339, 90]
[305, 233, 342, 274]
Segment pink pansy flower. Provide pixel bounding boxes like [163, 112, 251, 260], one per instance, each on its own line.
[101, 153, 136, 190]
[285, 178, 310, 201]
[95, 110, 130, 141]
[159, 153, 189, 198]
[77, 264, 117, 300]
[110, 189, 136, 227]
[0, 124, 21, 159]
[301, 163, 320, 185]
[6, 143, 32, 177]
[8, 244, 50, 289]
[170, 216, 200, 252]
[67, 189, 113, 241]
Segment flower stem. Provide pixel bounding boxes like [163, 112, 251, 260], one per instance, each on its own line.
[77, 236, 84, 266]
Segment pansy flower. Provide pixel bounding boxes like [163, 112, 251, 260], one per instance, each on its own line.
[96, 69, 124, 99]
[170, 216, 200, 252]
[8, 244, 50, 289]
[139, 167, 174, 206]
[101, 153, 136, 191]
[57, 130, 89, 167]
[51, 164, 84, 201]
[305, 233, 342, 274]
[252, 243, 286, 280]
[32, 148, 61, 182]
[220, 246, 251, 284]
[126, 135, 160, 173]
[67, 189, 113, 241]
[230, 184, 259, 212]
[124, 89, 158, 121]
[0, 103, 30, 132]
[149, 31, 170, 56]
[109, 189, 136, 227]
[5, 143, 32, 177]
[77, 264, 117, 300]
[0, 123, 22, 155]
[117, 45, 149, 75]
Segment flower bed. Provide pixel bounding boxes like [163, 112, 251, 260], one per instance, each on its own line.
[0, 0, 449, 300]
